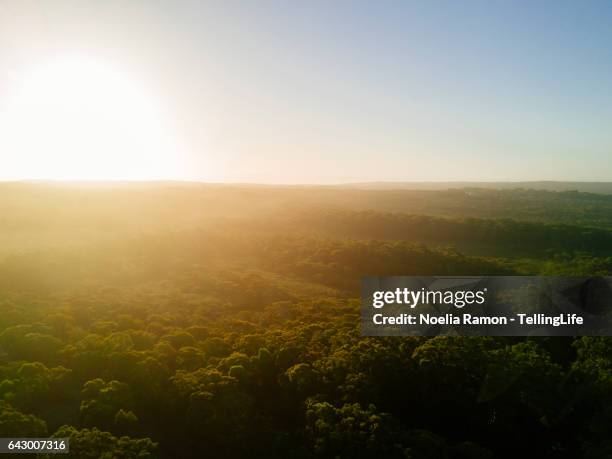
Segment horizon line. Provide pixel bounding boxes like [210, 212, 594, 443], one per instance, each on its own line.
[2, 179, 612, 186]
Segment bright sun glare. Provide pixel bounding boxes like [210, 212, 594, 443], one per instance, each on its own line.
[0, 56, 186, 181]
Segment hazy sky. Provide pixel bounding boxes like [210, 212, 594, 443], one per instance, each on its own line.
[1, 1, 611, 183]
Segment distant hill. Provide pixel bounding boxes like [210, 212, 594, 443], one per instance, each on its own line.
[341, 181, 612, 194]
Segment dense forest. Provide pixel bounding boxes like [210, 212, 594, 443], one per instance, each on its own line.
[0, 183, 611, 458]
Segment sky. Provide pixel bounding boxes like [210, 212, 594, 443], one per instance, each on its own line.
[1, 0, 611, 183]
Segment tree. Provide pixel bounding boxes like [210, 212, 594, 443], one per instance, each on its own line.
[0, 401, 47, 437]
[53, 425, 158, 459]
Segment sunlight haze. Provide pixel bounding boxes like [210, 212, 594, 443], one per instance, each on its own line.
[0, 55, 187, 180]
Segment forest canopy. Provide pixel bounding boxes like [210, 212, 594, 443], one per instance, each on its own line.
[0, 184, 610, 458]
